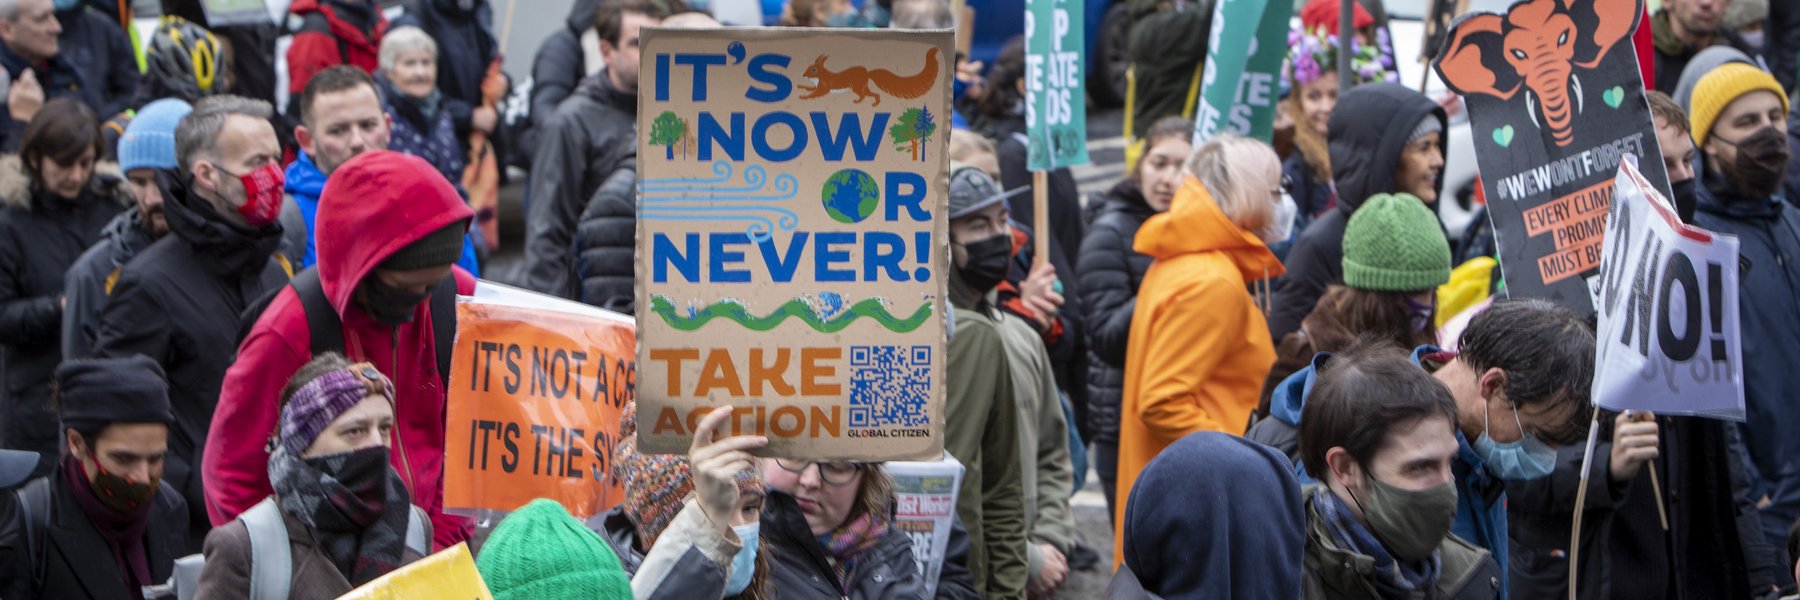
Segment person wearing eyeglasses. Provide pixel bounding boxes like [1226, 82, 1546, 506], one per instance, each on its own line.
[759, 458, 978, 599]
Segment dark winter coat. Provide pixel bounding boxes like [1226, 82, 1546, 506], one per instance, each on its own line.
[1125, 3, 1210, 139]
[1268, 82, 1446, 339]
[55, 5, 138, 119]
[285, 0, 387, 117]
[598, 503, 733, 599]
[196, 504, 430, 600]
[521, 0, 600, 169]
[1650, 10, 1756, 95]
[524, 74, 636, 299]
[1076, 180, 1155, 446]
[392, 0, 500, 143]
[1282, 150, 1335, 229]
[377, 75, 465, 186]
[61, 206, 157, 361]
[0, 469, 189, 600]
[762, 489, 980, 599]
[91, 171, 289, 545]
[0, 43, 108, 153]
[1766, 0, 1800, 93]
[1504, 422, 1627, 600]
[0, 158, 129, 475]
[575, 157, 636, 313]
[1693, 171, 1800, 557]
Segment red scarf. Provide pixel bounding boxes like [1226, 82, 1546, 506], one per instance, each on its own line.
[64, 456, 154, 597]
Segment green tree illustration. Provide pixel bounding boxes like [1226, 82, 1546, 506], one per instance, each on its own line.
[649, 111, 687, 159]
[888, 106, 937, 161]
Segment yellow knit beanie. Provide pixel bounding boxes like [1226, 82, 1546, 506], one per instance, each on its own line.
[1689, 63, 1789, 147]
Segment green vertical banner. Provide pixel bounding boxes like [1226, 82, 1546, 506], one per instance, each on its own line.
[1192, 0, 1289, 143]
[1025, 0, 1088, 170]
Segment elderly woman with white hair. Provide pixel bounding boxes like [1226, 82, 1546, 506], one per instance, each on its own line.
[374, 27, 465, 187]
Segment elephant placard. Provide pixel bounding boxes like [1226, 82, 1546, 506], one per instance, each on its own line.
[1433, 0, 1669, 318]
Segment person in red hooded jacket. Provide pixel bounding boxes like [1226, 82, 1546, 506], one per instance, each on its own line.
[203, 150, 476, 550]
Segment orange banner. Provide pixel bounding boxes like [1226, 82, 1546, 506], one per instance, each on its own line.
[443, 302, 635, 518]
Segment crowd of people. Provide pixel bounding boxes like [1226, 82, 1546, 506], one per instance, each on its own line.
[0, 0, 1795, 598]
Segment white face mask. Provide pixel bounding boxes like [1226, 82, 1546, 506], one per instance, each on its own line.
[1257, 192, 1299, 245]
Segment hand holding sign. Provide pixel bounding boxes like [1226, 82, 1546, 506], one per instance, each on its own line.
[1608, 411, 1659, 482]
[690, 405, 769, 534]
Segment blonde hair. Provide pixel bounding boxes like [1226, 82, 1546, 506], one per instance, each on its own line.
[1185, 133, 1279, 231]
[948, 129, 996, 163]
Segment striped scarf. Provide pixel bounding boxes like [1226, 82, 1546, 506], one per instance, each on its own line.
[816, 511, 889, 593]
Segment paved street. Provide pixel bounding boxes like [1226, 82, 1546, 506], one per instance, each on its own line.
[486, 106, 1133, 596]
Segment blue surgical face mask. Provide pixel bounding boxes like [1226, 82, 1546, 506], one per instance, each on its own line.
[52, 0, 80, 11]
[726, 522, 759, 596]
[1472, 397, 1557, 480]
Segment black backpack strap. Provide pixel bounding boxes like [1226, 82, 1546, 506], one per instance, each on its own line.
[14, 477, 51, 590]
[429, 275, 458, 389]
[291, 269, 345, 357]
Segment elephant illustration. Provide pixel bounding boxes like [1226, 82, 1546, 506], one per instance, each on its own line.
[1435, 0, 1641, 147]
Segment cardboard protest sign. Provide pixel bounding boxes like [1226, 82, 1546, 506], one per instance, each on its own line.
[1026, 0, 1088, 169]
[887, 454, 965, 597]
[338, 543, 493, 600]
[1192, 0, 1288, 143]
[1432, 0, 1669, 318]
[1593, 160, 1744, 420]
[635, 28, 952, 461]
[444, 285, 635, 519]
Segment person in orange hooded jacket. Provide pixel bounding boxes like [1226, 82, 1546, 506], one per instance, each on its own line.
[1113, 134, 1296, 565]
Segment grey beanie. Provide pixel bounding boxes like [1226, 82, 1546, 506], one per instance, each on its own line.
[1406, 116, 1443, 145]
[947, 162, 1025, 219]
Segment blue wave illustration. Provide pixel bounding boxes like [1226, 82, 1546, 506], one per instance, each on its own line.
[639, 163, 799, 198]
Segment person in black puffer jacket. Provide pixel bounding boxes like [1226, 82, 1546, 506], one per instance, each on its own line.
[520, 0, 599, 169]
[1267, 82, 1446, 340]
[1077, 116, 1190, 520]
[575, 157, 636, 313]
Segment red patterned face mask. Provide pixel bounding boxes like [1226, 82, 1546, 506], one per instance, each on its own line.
[223, 163, 285, 227]
[88, 459, 158, 513]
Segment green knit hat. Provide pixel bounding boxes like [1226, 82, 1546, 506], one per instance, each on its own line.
[476, 499, 632, 600]
[1342, 193, 1451, 292]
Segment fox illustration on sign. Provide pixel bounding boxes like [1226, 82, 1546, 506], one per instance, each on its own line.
[1436, 0, 1641, 147]
[800, 47, 941, 106]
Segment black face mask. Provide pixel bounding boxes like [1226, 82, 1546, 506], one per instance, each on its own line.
[1669, 177, 1698, 224]
[956, 234, 1012, 293]
[359, 278, 429, 325]
[1719, 126, 1791, 199]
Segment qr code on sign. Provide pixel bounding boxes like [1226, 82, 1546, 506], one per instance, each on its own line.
[848, 345, 931, 428]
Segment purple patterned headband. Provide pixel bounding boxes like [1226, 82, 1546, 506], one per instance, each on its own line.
[279, 363, 396, 456]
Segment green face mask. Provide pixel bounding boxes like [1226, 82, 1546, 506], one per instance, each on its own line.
[1350, 474, 1458, 562]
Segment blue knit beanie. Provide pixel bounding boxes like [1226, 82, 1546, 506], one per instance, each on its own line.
[118, 99, 192, 173]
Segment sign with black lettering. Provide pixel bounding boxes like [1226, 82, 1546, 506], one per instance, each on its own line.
[1433, 0, 1669, 317]
[444, 288, 637, 518]
[1593, 160, 1743, 419]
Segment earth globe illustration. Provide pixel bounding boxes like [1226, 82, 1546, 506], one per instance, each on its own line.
[822, 169, 879, 224]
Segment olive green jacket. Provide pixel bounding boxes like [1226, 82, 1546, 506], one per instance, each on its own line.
[997, 312, 1077, 576]
[1302, 485, 1503, 600]
[945, 275, 1029, 600]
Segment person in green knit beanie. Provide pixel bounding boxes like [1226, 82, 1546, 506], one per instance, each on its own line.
[476, 499, 632, 600]
[1252, 192, 1452, 423]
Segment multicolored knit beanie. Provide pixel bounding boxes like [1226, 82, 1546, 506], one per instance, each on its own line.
[611, 402, 764, 549]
